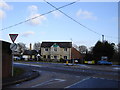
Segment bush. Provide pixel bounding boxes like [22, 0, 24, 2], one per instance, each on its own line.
[60, 58, 65, 63]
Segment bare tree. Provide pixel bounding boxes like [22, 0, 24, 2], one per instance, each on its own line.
[17, 42, 27, 54]
[33, 42, 41, 51]
[89, 46, 94, 53]
[72, 44, 79, 51]
[79, 45, 87, 54]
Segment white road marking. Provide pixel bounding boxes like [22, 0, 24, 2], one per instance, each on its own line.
[78, 64, 90, 68]
[113, 67, 120, 70]
[31, 78, 66, 88]
[65, 77, 91, 88]
[92, 77, 120, 81]
[32, 70, 42, 73]
[14, 62, 42, 67]
[54, 79, 66, 82]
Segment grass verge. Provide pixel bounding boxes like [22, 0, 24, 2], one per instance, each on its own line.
[14, 67, 25, 76]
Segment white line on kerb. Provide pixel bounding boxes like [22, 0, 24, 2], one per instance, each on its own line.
[14, 62, 42, 67]
[64, 77, 91, 88]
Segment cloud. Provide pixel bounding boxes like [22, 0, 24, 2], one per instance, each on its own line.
[0, 9, 5, 19]
[52, 11, 63, 18]
[21, 31, 35, 37]
[0, 0, 12, 10]
[27, 5, 47, 25]
[28, 5, 38, 14]
[27, 14, 46, 25]
[76, 9, 97, 20]
[0, 0, 12, 20]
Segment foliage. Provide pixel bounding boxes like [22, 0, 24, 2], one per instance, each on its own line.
[33, 42, 41, 51]
[84, 53, 93, 61]
[17, 42, 27, 53]
[79, 45, 87, 54]
[60, 58, 65, 63]
[92, 41, 115, 62]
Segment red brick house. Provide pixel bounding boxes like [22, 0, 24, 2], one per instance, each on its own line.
[71, 47, 83, 63]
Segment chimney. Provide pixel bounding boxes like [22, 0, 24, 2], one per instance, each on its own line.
[30, 43, 32, 50]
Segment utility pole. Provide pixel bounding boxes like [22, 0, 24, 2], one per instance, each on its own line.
[102, 35, 104, 42]
[70, 38, 74, 65]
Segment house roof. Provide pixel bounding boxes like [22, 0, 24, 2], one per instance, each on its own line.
[23, 50, 38, 55]
[41, 42, 72, 48]
[71, 47, 82, 59]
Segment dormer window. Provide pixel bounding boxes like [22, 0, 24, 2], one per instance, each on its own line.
[53, 43, 58, 47]
[52, 43, 59, 51]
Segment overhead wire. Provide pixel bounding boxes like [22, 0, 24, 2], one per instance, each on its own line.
[0, 0, 80, 31]
[1, 0, 119, 40]
[43, 0, 119, 40]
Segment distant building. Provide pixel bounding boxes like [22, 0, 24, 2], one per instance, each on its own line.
[22, 43, 40, 60]
[41, 42, 72, 61]
[23, 50, 38, 60]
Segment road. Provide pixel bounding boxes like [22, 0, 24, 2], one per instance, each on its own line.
[6, 61, 120, 88]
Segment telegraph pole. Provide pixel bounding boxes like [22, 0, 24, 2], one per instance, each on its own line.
[102, 35, 104, 42]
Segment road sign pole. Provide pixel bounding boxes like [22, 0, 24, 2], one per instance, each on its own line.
[9, 34, 18, 77]
[12, 52, 14, 77]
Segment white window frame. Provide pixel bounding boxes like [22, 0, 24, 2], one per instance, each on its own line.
[45, 48, 48, 51]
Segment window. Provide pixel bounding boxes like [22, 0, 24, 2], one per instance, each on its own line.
[64, 56, 67, 60]
[45, 48, 48, 51]
[54, 47, 57, 51]
[64, 48, 67, 51]
[54, 56, 57, 59]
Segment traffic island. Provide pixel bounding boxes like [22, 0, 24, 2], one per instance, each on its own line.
[2, 67, 40, 88]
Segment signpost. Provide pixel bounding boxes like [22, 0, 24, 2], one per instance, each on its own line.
[9, 34, 18, 43]
[10, 43, 17, 51]
[9, 34, 18, 77]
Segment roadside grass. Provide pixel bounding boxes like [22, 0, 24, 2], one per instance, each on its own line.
[14, 67, 25, 76]
[14, 60, 65, 64]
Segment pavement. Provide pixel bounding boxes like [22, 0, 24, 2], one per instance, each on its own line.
[2, 65, 40, 88]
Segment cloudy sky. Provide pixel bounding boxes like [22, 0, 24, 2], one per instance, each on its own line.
[0, 0, 118, 48]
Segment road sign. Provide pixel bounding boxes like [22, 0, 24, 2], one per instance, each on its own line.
[9, 34, 18, 43]
[10, 43, 17, 51]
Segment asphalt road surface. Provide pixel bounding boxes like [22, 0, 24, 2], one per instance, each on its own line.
[6, 62, 120, 88]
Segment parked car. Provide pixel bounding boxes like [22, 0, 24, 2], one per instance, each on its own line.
[97, 60, 112, 65]
[14, 56, 21, 60]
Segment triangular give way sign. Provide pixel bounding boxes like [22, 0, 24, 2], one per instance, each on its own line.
[9, 34, 18, 43]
